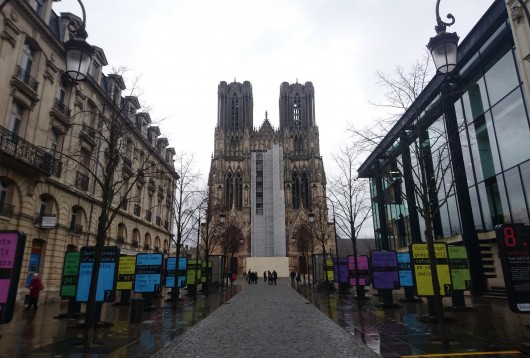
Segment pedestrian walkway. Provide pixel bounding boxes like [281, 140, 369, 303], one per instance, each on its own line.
[154, 278, 380, 358]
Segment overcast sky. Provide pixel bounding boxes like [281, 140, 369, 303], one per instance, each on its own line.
[54, 0, 494, 236]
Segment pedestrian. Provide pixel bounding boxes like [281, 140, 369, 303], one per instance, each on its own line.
[26, 273, 43, 310]
[267, 270, 272, 285]
[296, 272, 301, 284]
[290, 270, 296, 286]
[263, 271, 267, 283]
[272, 270, 277, 285]
[247, 269, 252, 284]
[230, 272, 236, 286]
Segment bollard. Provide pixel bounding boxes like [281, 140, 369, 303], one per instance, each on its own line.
[130, 298, 145, 323]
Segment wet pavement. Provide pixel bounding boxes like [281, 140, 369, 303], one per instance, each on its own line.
[0, 280, 529, 357]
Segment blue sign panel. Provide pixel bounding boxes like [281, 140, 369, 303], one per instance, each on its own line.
[76, 246, 119, 302]
[371, 250, 399, 290]
[333, 258, 349, 283]
[134, 253, 163, 293]
[178, 258, 187, 288]
[165, 257, 176, 288]
[397, 252, 413, 287]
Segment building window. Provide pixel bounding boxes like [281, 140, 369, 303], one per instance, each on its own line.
[0, 180, 13, 216]
[294, 95, 301, 127]
[225, 171, 234, 209]
[32, 0, 43, 16]
[8, 101, 23, 139]
[235, 171, 243, 210]
[292, 170, 300, 209]
[231, 94, 239, 130]
[20, 40, 34, 76]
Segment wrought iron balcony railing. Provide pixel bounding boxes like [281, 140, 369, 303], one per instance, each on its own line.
[0, 126, 62, 177]
[14, 65, 38, 92]
[75, 171, 89, 191]
[53, 98, 72, 118]
[68, 223, 83, 235]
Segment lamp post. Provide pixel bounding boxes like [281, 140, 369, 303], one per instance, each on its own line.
[426, 0, 459, 75]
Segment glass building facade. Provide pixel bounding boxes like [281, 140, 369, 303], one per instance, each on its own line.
[358, 1, 530, 292]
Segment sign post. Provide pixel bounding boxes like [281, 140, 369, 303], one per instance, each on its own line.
[0, 231, 26, 324]
[496, 224, 530, 313]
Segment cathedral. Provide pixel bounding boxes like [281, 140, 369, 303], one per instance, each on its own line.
[207, 80, 333, 277]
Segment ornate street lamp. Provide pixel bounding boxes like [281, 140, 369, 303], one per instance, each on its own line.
[63, 0, 95, 83]
[426, 0, 459, 74]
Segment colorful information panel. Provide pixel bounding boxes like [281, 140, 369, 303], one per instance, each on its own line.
[0, 231, 26, 324]
[348, 255, 369, 286]
[324, 259, 335, 281]
[496, 224, 530, 313]
[166, 257, 177, 288]
[201, 260, 212, 284]
[134, 253, 163, 293]
[186, 259, 202, 285]
[371, 250, 399, 290]
[448, 246, 471, 291]
[117, 256, 136, 290]
[411, 243, 452, 297]
[60, 251, 80, 298]
[76, 246, 120, 302]
[333, 258, 349, 283]
[397, 252, 413, 287]
[177, 258, 187, 288]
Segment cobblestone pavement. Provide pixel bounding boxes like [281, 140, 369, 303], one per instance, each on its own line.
[153, 279, 380, 358]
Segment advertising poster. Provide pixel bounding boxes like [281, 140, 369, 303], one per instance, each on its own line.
[496, 224, 530, 313]
[60, 251, 80, 297]
[177, 258, 187, 288]
[397, 252, 413, 287]
[134, 253, 163, 293]
[371, 250, 399, 290]
[117, 256, 136, 290]
[76, 246, 120, 302]
[0, 231, 26, 324]
[411, 243, 452, 297]
[333, 258, 349, 283]
[348, 255, 369, 286]
[186, 259, 202, 285]
[448, 246, 471, 291]
[165, 257, 176, 288]
[324, 259, 335, 281]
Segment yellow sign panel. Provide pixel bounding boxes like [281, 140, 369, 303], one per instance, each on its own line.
[117, 256, 136, 290]
[411, 243, 452, 296]
[324, 259, 335, 281]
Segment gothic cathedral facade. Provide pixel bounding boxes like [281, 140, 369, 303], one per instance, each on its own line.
[208, 80, 333, 276]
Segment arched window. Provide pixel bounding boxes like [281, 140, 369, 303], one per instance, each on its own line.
[235, 171, 243, 210]
[292, 170, 300, 209]
[69, 206, 83, 235]
[293, 95, 301, 127]
[231, 94, 239, 130]
[0, 180, 14, 216]
[225, 171, 234, 209]
[301, 171, 310, 209]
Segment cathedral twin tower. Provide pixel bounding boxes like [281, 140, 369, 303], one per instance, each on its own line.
[208, 80, 331, 277]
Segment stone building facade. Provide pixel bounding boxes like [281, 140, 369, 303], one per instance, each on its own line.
[0, 0, 177, 302]
[207, 80, 334, 277]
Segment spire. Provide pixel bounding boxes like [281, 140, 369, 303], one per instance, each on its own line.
[265, 111, 268, 120]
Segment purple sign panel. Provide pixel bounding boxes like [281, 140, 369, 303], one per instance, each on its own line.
[371, 250, 399, 290]
[348, 255, 369, 286]
[0, 231, 26, 324]
[333, 258, 349, 283]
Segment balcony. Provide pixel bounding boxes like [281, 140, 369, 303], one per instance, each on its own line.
[132, 240, 139, 248]
[68, 223, 83, 235]
[134, 204, 141, 217]
[13, 65, 38, 92]
[117, 236, 125, 245]
[80, 123, 96, 147]
[75, 171, 89, 191]
[0, 202, 14, 217]
[0, 126, 63, 177]
[148, 179, 156, 194]
[145, 210, 152, 222]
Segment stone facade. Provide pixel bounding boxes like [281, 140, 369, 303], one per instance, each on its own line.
[208, 80, 334, 277]
[0, 0, 177, 302]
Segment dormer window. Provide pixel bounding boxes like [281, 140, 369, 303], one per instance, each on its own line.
[89, 61, 100, 81]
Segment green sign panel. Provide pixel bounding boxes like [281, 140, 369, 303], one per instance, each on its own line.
[448, 246, 471, 291]
[186, 259, 202, 285]
[60, 251, 80, 298]
[201, 260, 212, 283]
[411, 243, 452, 297]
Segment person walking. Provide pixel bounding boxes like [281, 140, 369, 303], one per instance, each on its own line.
[263, 271, 267, 283]
[296, 272, 301, 284]
[272, 270, 278, 285]
[26, 273, 43, 310]
[290, 270, 296, 286]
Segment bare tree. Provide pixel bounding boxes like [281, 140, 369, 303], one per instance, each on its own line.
[308, 198, 333, 291]
[57, 72, 176, 347]
[168, 151, 201, 307]
[328, 145, 371, 298]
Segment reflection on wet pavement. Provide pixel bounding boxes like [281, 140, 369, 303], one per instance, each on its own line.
[296, 285, 530, 358]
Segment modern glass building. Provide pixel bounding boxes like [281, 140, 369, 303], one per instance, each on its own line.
[358, 0, 530, 293]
